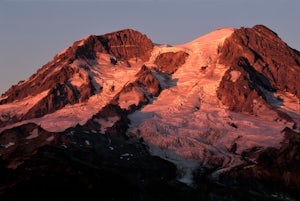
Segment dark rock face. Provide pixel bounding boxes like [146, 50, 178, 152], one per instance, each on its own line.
[255, 127, 300, 188]
[100, 29, 153, 61]
[70, 29, 153, 62]
[113, 82, 149, 112]
[0, 122, 183, 201]
[24, 83, 78, 120]
[110, 65, 161, 113]
[217, 64, 263, 113]
[0, 123, 55, 169]
[136, 65, 162, 96]
[0, 29, 153, 104]
[0, 64, 77, 104]
[4, 123, 298, 201]
[217, 25, 300, 112]
[154, 51, 189, 74]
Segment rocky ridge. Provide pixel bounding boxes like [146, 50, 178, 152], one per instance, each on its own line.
[217, 25, 300, 114]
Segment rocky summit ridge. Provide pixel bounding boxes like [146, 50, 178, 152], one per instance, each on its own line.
[0, 25, 300, 201]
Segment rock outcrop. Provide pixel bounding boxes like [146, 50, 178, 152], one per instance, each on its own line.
[217, 25, 300, 113]
[154, 51, 189, 74]
[0, 29, 153, 103]
[0, 29, 154, 125]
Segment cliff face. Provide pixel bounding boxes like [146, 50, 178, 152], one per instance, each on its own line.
[154, 51, 189, 74]
[100, 29, 153, 61]
[217, 25, 300, 113]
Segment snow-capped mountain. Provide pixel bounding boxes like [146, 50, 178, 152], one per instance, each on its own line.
[0, 25, 299, 201]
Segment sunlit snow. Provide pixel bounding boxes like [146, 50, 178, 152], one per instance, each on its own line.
[1, 28, 299, 185]
[0, 90, 49, 123]
[128, 28, 298, 180]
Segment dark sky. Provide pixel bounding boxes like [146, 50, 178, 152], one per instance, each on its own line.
[1, 0, 299, 94]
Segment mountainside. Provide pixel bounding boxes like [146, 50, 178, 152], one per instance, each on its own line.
[0, 25, 300, 201]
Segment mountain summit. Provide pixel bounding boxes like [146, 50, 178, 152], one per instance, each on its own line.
[0, 25, 300, 201]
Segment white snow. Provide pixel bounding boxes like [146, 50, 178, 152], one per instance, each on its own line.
[69, 68, 89, 88]
[118, 88, 143, 110]
[0, 53, 144, 132]
[0, 90, 49, 124]
[146, 143, 200, 185]
[128, 27, 297, 179]
[274, 91, 300, 131]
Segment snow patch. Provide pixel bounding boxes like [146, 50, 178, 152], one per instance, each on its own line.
[230, 70, 241, 82]
[0, 95, 8, 102]
[69, 69, 89, 88]
[77, 35, 93, 46]
[26, 128, 39, 140]
[118, 90, 143, 110]
[274, 91, 300, 131]
[94, 116, 120, 134]
[0, 90, 49, 124]
[147, 143, 199, 186]
[145, 45, 186, 67]
[55, 47, 69, 58]
[2, 142, 15, 148]
[46, 136, 55, 142]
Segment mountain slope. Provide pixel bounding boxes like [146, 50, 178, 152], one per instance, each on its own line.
[0, 29, 152, 128]
[0, 25, 300, 200]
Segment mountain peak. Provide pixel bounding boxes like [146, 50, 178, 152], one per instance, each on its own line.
[252, 24, 279, 36]
[0, 25, 300, 200]
[218, 24, 300, 112]
[103, 28, 146, 37]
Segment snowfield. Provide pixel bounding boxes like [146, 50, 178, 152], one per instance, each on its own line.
[128, 28, 298, 183]
[1, 28, 299, 185]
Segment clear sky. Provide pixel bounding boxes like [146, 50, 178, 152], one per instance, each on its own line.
[0, 0, 299, 95]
